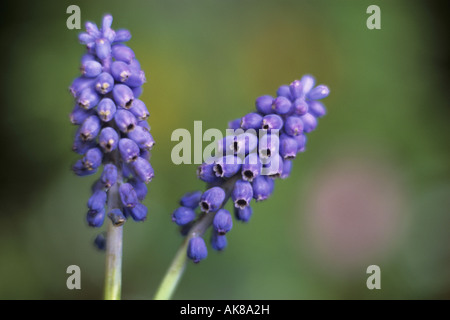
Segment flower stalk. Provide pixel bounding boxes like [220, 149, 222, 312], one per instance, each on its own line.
[104, 159, 123, 300]
[154, 176, 239, 300]
[160, 75, 329, 298]
[104, 219, 123, 300]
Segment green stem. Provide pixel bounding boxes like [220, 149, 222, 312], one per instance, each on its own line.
[104, 218, 123, 300]
[153, 175, 239, 300]
[104, 151, 123, 300]
[154, 237, 189, 300]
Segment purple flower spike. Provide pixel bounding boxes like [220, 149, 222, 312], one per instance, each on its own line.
[199, 187, 225, 213]
[70, 15, 154, 232]
[187, 237, 208, 263]
[232, 180, 253, 209]
[172, 76, 329, 262]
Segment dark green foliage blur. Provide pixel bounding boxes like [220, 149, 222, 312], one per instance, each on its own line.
[0, 0, 448, 299]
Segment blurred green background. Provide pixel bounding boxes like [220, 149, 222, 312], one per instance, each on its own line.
[0, 0, 449, 299]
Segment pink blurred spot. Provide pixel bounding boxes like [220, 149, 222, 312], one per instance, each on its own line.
[300, 156, 407, 274]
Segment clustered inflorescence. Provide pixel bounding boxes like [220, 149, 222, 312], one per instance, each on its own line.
[69, 15, 154, 233]
[172, 75, 329, 263]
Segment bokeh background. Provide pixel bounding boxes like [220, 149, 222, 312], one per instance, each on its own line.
[0, 0, 449, 299]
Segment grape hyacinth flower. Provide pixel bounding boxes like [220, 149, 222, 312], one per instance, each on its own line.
[168, 75, 329, 267]
[69, 15, 155, 300]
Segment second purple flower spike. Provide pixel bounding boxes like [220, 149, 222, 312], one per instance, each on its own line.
[172, 74, 330, 263]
